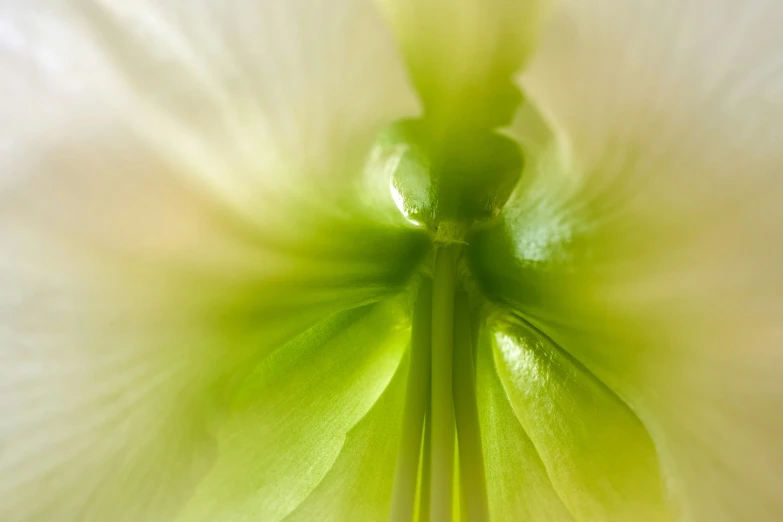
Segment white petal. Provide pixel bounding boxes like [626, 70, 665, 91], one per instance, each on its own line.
[508, 2, 783, 521]
[0, 1, 420, 520]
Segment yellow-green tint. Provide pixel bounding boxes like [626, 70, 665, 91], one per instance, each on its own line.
[389, 280, 433, 522]
[490, 315, 672, 522]
[374, 0, 549, 130]
[284, 349, 411, 521]
[374, 120, 523, 229]
[453, 289, 489, 522]
[176, 302, 409, 522]
[476, 325, 575, 522]
[429, 245, 459, 521]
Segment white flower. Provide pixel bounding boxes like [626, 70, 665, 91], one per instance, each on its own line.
[1, 1, 782, 521]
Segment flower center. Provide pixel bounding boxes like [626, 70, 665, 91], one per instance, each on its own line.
[378, 81, 524, 520]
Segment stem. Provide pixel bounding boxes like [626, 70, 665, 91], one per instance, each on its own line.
[430, 245, 458, 522]
[453, 289, 489, 522]
[389, 280, 432, 522]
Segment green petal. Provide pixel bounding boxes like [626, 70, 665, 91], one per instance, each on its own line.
[283, 345, 410, 522]
[375, 0, 549, 130]
[475, 321, 574, 522]
[489, 314, 670, 521]
[473, 1, 783, 520]
[0, 1, 424, 520]
[176, 302, 409, 522]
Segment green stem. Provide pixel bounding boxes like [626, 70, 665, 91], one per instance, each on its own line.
[430, 245, 458, 521]
[389, 280, 432, 522]
[453, 289, 489, 522]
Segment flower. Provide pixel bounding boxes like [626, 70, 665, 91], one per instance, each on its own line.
[1, 1, 782, 522]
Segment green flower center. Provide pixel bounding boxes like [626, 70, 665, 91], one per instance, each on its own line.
[380, 85, 526, 521]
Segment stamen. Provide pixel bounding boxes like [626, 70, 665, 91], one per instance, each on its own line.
[417, 409, 431, 522]
[430, 245, 459, 521]
[389, 280, 432, 522]
[453, 289, 489, 522]
[390, 246, 488, 521]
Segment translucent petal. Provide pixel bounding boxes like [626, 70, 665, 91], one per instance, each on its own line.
[0, 1, 424, 520]
[283, 345, 410, 522]
[489, 315, 670, 521]
[176, 303, 408, 522]
[475, 322, 574, 522]
[472, 2, 783, 520]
